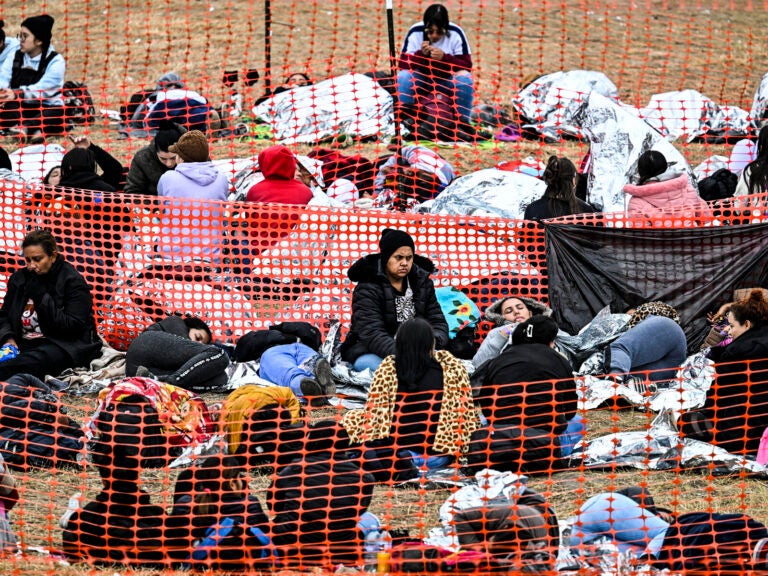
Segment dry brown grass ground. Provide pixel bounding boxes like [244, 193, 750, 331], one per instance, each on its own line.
[2, 0, 768, 574]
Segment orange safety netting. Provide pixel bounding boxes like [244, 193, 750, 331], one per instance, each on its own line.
[0, 0, 768, 573]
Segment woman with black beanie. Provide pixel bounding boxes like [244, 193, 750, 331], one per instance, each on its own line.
[340, 228, 449, 373]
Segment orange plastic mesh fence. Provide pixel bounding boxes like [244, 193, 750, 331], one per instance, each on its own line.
[0, 0, 767, 572]
[0, 182, 765, 573]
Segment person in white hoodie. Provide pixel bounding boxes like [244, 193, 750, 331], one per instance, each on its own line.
[157, 130, 229, 261]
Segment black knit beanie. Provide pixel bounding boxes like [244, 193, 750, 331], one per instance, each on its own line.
[21, 14, 55, 44]
[379, 228, 415, 265]
[512, 315, 559, 346]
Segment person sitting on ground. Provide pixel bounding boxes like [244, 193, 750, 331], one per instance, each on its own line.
[124, 120, 185, 196]
[622, 150, 710, 219]
[0, 229, 102, 382]
[125, 314, 230, 392]
[61, 395, 169, 566]
[680, 289, 768, 455]
[0, 21, 19, 69]
[57, 135, 125, 192]
[470, 316, 581, 473]
[340, 228, 449, 373]
[524, 156, 597, 220]
[735, 124, 768, 198]
[0, 15, 65, 141]
[157, 129, 228, 200]
[258, 341, 335, 406]
[570, 487, 768, 572]
[341, 318, 481, 481]
[397, 3, 474, 124]
[246, 145, 313, 205]
[604, 302, 686, 388]
[472, 295, 569, 368]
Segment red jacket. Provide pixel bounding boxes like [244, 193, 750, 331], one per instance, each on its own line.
[246, 145, 313, 205]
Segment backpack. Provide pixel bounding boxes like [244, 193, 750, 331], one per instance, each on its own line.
[0, 374, 83, 470]
[190, 516, 279, 572]
[435, 287, 481, 360]
[413, 93, 477, 142]
[62, 80, 96, 126]
[308, 149, 376, 196]
[269, 451, 375, 565]
[697, 168, 737, 202]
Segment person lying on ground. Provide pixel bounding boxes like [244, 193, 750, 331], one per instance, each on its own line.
[472, 295, 569, 369]
[570, 487, 768, 572]
[125, 314, 230, 392]
[0, 229, 102, 382]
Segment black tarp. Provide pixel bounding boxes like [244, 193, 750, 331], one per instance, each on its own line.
[544, 222, 768, 351]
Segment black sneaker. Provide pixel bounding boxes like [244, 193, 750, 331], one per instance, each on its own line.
[135, 365, 158, 379]
[313, 358, 336, 398]
[624, 375, 657, 396]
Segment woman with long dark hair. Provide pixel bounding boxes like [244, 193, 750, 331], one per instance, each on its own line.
[341, 318, 480, 481]
[735, 125, 768, 197]
[524, 156, 596, 220]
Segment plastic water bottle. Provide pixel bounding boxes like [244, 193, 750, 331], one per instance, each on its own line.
[363, 529, 391, 573]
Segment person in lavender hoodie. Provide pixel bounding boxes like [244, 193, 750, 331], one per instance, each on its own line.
[157, 130, 228, 261]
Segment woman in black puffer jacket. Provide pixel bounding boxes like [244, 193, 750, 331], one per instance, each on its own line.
[340, 228, 448, 373]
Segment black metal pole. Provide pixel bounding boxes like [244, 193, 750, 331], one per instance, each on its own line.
[265, 0, 272, 96]
[386, 0, 407, 211]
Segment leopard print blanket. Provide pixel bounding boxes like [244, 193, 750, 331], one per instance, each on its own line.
[340, 350, 481, 454]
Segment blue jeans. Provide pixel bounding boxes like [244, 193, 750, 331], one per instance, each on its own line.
[396, 70, 475, 123]
[569, 492, 670, 557]
[259, 342, 317, 398]
[558, 414, 586, 458]
[608, 316, 686, 381]
[353, 353, 383, 373]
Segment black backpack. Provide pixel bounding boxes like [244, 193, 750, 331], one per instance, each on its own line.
[234, 322, 322, 362]
[697, 168, 737, 202]
[0, 374, 83, 470]
[62, 80, 96, 126]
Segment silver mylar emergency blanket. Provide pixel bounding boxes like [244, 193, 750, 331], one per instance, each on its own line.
[577, 350, 715, 412]
[571, 409, 768, 477]
[512, 70, 619, 141]
[576, 92, 695, 213]
[419, 168, 545, 219]
[638, 89, 749, 143]
[750, 71, 768, 128]
[252, 73, 394, 144]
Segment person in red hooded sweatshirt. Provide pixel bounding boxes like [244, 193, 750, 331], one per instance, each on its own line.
[246, 145, 313, 205]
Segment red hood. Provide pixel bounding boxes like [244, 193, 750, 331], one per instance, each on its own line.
[258, 145, 297, 180]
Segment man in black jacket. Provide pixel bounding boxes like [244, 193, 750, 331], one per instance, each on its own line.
[468, 316, 579, 473]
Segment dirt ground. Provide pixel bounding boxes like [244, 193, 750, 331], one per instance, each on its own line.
[2, 1, 768, 574]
